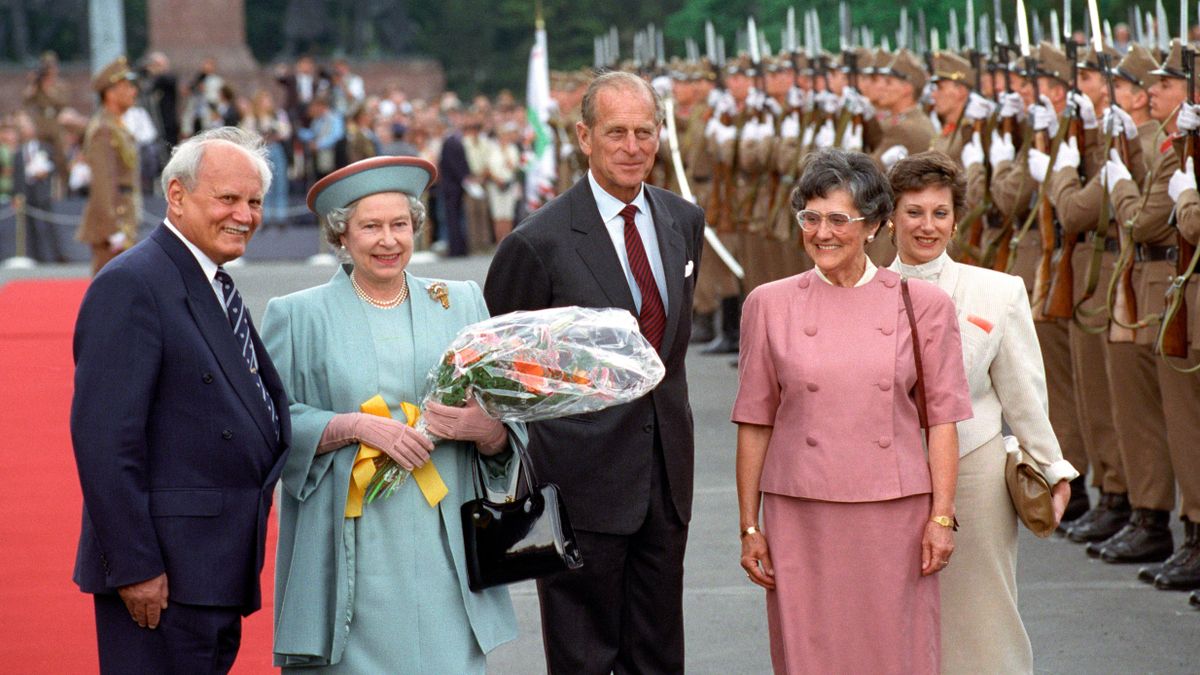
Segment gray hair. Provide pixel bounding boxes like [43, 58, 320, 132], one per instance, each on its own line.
[581, 71, 665, 127]
[791, 148, 894, 229]
[161, 126, 272, 197]
[321, 192, 428, 251]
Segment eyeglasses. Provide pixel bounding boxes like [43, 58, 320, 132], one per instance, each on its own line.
[795, 209, 868, 233]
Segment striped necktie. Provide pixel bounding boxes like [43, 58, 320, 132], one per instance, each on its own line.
[214, 267, 279, 438]
[619, 204, 666, 350]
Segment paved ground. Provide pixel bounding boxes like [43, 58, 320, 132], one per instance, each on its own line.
[7, 253, 1197, 674]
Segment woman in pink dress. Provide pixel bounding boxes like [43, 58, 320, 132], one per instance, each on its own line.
[733, 148, 972, 674]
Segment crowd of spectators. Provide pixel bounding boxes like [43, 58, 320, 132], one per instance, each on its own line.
[1, 51, 535, 260]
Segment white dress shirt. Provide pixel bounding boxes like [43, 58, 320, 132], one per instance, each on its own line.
[588, 171, 669, 313]
[163, 218, 227, 311]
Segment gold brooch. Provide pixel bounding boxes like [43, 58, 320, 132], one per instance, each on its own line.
[426, 282, 450, 309]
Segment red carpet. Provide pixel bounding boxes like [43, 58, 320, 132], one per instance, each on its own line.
[0, 279, 278, 673]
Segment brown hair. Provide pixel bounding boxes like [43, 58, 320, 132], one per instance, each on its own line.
[887, 150, 966, 218]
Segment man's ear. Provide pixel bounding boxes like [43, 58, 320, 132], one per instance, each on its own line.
[576, 120, 592, 157]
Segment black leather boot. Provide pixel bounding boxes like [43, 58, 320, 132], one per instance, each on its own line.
[1057, 476, 1091, 535]
[1154, 519, 1200, 591]
[1099, 508, 1174, 564]
[1068, 492, 1131, 544]
[1137, 563, 1165, 584]
[702, 296, 740, 355]
[689, 311, 716, 344]
[1190, 591, 1200, 609]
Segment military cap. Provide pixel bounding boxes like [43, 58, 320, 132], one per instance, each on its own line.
[880, 49, 928, 90]
[91, 56, 136, 93]
[1111, 43, 1158, 88]
[1077, 43, 1120, 71]
[307, 156, 438, 217]
[763, 54, 789, 73]
[865, 47, 892, 75]
[931, 51, 976, 87]
[1150, 39, 1188, 79]
[1024, 42, 1071, 87]
[725, 53, 756, 77]
[841, 46, 873, 75]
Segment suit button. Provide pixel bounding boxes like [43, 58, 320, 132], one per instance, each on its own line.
[883, 277, 897, 288]
[804, 326, 818, 336]
[222, 429, 233, 440]
[806, 382, 819, 392]
[642, 424, 654, 434]
[878, 379, 892, 391]
[806, 436, 818, 446]
[881, 325, 894, 336]
[202, 373, 214, 384]
[878, 437, 892, 448]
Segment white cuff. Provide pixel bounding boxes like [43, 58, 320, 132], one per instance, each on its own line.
[1041, 458, 1080, 486]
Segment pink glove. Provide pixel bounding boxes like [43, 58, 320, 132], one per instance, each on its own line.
[423, 396, 508, 455]
[318, 412, 434, 470]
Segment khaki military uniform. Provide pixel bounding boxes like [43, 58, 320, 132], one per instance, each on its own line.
[78, 110, 140, 274]
[867, 106, 933, 265]
[24, 84, 67, 191]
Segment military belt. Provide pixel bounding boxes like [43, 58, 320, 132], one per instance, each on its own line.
[1136, 244, 1179, 263]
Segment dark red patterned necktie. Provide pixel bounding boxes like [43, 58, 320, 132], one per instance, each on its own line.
[620, 204, 666, 349]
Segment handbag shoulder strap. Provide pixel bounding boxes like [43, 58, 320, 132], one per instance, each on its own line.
[901, 278, 929, 432]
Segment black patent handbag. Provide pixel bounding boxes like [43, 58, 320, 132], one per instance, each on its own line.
[461, 433, 584, 591]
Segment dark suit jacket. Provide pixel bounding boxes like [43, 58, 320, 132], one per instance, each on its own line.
[484, 178, 704, 534]
[71, 225, 291, 614]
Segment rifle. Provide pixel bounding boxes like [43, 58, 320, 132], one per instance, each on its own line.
[988, 39, 1020, 272]
[955, 48, 991, 265]
[1159, 41, 1198, 357]
[1045, 38, 1087, 318]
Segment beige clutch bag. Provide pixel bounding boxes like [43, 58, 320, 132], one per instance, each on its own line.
[1003, 436, 1055, 538]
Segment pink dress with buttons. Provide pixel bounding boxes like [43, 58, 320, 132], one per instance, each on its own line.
[732, 267, 972, 675]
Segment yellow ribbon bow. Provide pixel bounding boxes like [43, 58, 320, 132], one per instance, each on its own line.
[345, 394, 449, 518]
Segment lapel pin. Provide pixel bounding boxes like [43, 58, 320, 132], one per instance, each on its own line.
[427, 282, 450, 309]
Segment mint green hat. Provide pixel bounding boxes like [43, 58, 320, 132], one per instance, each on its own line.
[306, 156, 438, 216]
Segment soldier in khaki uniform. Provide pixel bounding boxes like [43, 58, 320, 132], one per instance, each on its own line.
[1094, 40, 1200, 567]
[23, 52, 68, 196]
[1022, 43, 1123, 547]
[78, 57, 141, 275]
[549, 71, 587, 197]
[929, 51, 977, 162]
[868, 49, 935, 265]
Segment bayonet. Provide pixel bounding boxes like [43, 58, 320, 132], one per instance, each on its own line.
[967, 0, 977, 51]
[981, 14, 991, 54]
[900, 7, 909, 50]
[882, 35, 891, 53]
[840, 2, 851, 52]
[1051, 10, 1061, 49]
[932, 28, 942, 54]
[1065, 0, 1073, 39]
[1104, 20, 1113, 47]
[1017, 0, 1032, 57]
[950, 9, 961, 52]
[1159, 0, 1172, 53]
[609, 26, 619, 66]
[918, 9, 928, 54]
[786, 8, 796, 53]
[705, 21, 716, 64]
[1033, 13, 1044, 45]
[747, 17, 760, 64]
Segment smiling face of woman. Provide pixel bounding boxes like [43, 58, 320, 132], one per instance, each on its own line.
[339, 192, 415, 290]
[894, 184, 956, 265]
[800, 189, 874, 286]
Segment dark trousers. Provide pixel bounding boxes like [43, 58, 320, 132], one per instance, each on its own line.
[536, 437, 689, 674]
[93, 593, 243, 674]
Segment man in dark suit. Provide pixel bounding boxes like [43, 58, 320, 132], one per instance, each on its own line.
[70, 126, 290, 673]
[484, 71, 704, 674]
[437, 115, 471, 257]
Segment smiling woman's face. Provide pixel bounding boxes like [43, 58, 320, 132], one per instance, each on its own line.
[893, 185, 955, 265]
[339, 192, 414, 288]
[800, 189, 873, 282]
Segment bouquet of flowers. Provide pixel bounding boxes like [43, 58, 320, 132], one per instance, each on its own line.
[365, 306, 666, 502]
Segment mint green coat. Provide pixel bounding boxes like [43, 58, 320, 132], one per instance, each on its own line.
[261, 267, 519, 668]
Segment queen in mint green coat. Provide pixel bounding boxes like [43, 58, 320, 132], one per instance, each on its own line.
[262, 266, 520, 672]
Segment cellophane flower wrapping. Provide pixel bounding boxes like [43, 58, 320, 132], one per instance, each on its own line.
[365, 306, 666, 502]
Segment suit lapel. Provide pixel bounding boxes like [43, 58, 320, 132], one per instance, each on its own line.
[153, 226, 279, 447]
[646, 187, 686, 360]
[570, 181, 638, 314]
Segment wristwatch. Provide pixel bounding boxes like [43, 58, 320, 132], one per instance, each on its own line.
[740, 525, 762, 538]
[930, 515, 959, 531]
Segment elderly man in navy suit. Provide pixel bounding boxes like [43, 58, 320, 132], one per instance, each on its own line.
[70, 126, 290, 673]
[485, 71, 704, 674]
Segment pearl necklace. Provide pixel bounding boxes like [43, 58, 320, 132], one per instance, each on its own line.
[350, 272, 409, 309]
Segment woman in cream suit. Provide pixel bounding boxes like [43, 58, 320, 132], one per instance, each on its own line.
[887, 152, 1079, 673]
[262, 157, 520, 672]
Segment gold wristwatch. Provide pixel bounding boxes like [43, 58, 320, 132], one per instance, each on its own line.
[740, 525, 762, 538]
[930, 515, 959, 531]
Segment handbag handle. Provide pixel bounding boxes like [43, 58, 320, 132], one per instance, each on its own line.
[900, 278, 930, 436]
[471, 424, 538, 502]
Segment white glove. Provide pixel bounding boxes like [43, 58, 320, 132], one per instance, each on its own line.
[963, 92, 997, 122]
[707, 88, 725, 109]
[961, 130, 984, 169]
[841, 87, 874, 117]
[842, 123, 864, 152]
[763, 97, 783, 118]
[928, 109, 943, 135]
[787, 85, 806, 109]
[559, 140, 575, 159]
[715, 123, 738, 145]
[880, 144, 909, 169]
[704, 117, 723, 139]
[815, 90, 840, 115]
[989, 130, 1016, 168]
[1178, 102, 1200, 133]
[801, 123, 816, 148]
[107, 231, 129, 252]
[780, 113, 801, 138]
[651, 75, 673, 99]
[1169, 157, 1198, 202]
[1101, 105, 1139, 140]
[1068, 92, 1098, 129]
[999, 91, 1026, 120]
[1027, 148, 1051, 183]
[1100, 148, 1133, 190]
[814, 120, 836, 149]
[1029, 96, 1059, 135]
[1053, 137, 1081, 173]
[747, 87, 765, 110]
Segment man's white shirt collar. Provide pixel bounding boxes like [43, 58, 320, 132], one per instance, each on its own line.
[588, 170, 648, 221]
[163, 218, 226, 307]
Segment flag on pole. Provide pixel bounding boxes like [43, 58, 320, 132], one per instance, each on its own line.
[525, 16, 556, 211]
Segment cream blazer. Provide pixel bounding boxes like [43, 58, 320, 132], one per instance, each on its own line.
[892, 254, 1078, 485]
